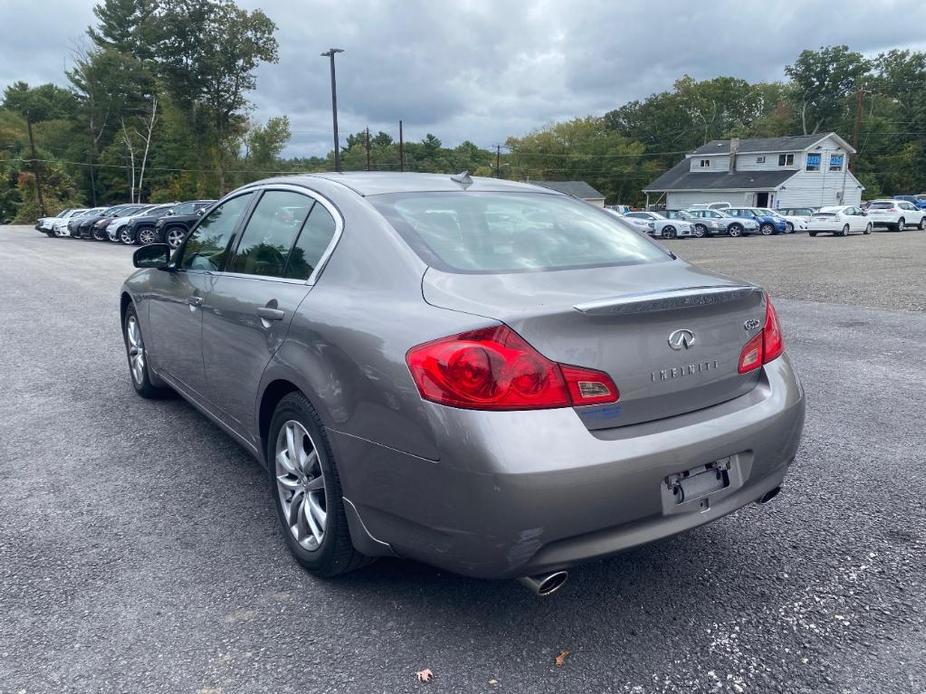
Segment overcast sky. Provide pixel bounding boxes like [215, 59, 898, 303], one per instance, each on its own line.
[2, 0, 926, 156]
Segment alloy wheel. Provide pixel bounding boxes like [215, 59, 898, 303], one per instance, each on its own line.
[897, 218, 905, 232]
[275, 420, 327, 550]
[760, 223, 774, 235]
[126, 315, 145, 385]
[693, 224, 706, 238]
[661, 226, 676, 240]
[786, 222, 794, 233]
[865, 224, 872, 235]
[840, 224, 849, 237]
[166, 228, 185, 249]
[137, 227, 156, 245]
[729, 225, 742, 237]
[119, 228, 135, 245]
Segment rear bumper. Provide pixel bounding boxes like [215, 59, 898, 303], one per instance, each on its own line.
[331, 354, 805, 579]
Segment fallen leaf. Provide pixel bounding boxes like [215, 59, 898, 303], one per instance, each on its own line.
[416, 668, 433, 683]
[554, 650, 571, 667]
[488, 679, 498, 685]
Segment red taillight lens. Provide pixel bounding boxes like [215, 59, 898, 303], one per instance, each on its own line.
[738, 294, 785, 373]
[406, 325, 619, 410]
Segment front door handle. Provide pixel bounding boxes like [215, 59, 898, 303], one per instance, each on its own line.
[256, 307, 285, 321]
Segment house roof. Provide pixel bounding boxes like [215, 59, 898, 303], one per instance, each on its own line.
[643, 158, 796, 193]
[691, 133, 855, 156]
[534, 180, 605, 199]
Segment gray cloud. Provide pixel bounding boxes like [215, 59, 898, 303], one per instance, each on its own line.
[3, 0, 926, 156]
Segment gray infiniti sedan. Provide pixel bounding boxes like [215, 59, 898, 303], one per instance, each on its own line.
[121, 172, 805, 595]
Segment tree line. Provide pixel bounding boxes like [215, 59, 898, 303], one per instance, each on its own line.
[2, 2, 925, 223]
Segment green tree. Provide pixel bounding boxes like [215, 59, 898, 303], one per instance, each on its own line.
[785, 45, 871, 134]
[2, 82, 77, 216]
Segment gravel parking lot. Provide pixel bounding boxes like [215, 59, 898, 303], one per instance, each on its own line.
[1, 226, 924, 694]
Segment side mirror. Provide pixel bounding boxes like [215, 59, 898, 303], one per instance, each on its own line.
[133, 243, 172, 269]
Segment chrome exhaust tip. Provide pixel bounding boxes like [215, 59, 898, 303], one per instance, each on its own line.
[517, 570, 569, 596]
[757, 486, 781, 504]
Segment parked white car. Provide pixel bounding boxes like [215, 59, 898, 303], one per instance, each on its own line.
[603, 208, 654, 234]
[806, 206, 872, 237]
[690, 202, 732, 210]
[52, 208, 92, 237]
[864, 199, 926, 232]
[776, 207, 815, 233]
[624, 211, 695, 239]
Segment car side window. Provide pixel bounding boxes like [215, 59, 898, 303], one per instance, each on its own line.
[227, 191, 313, 278]
[284, 201, 338, 281]
[180, 193, 254, 272]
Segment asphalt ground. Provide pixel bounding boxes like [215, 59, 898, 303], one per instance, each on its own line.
[1, 225, 924, 694]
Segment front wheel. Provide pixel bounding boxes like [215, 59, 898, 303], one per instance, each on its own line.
[135, 226, 158, 245]
[918, 217, 926, 230]
[896, 218, 905, 232]
[728, 224, 743, 238]
[760, 222, 775, 236]
[660, 226, 676, 240]
[809, 231, 818, 237]
[269, 393, 370, 577]
[839, 224, 849, 237]
[785, 222, 794, 234]
[864, 223, 872, 235]
[92, 228, 108, 241]
[165, 226, 186, 249]
[692, 224, 706, 238]
[119, 227, 136, 245]
[123, 304, 172, 399]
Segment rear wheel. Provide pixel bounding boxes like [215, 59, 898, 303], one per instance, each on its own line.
[728, 224, 743, 238]
[896, 217, 905, 232]
[119, 227, 136, 245]
[809, 231, 818, 237]
[839, 224, 849, 237]
[864, 223, 872, 235]
[269, 392, 370, 577]
[661, 225, 676, 240]
[92, 227, 107, 241]
[760, 222, 775, 235]
[785, 222, 794, 233]
[918, 217, 925, 230]
[692, 224, 706, 238]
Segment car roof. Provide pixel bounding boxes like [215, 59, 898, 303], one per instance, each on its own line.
[251, 172, 561, 198]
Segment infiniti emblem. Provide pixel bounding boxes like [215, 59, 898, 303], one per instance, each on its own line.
[743, 318, 761, 331]
[667, 329, 696, 351]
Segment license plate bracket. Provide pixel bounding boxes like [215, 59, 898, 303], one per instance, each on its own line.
[666, 458, 732, 504]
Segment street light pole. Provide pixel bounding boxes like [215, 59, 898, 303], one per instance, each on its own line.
[321, 48, 344, 172]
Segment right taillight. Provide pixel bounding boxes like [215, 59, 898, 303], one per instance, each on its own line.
[738, 294, 785, 373]
[406, 325, 619, 411]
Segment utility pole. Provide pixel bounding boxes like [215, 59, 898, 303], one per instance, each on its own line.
[25, 121, 46, 216]
[851, 87, 864, 159]
[321, 48, 344, 172]
[399, 120, 405, 172]
[496, 144, 501, 178]
[365, 127, 371, 171]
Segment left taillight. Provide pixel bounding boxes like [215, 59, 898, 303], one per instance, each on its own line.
[738, 294, 784, 374]
[406, 325, 619, 411]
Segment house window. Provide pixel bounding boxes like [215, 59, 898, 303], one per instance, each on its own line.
[829, 154, 844, 171]
[778, 154, 794, 166]
[756, 156, 766, 164]
[699, 159, 711, 168]
[806, 153, 821, 171]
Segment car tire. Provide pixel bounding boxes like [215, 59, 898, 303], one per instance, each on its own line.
[760, 222, 775, 235]
[119, 227, 136, 245]
[135, 226, 158, 245]
[165, 226, 186, 249]
[123, 304, 173, 399]
[692, 224, 706, 238]
[896, 218, 905, 232]
[728, 224, 743, 238]
[809, 231, 817, 237]
[660, 226, 676, 240]
[785, 222, 794, 233]
[918, 217, 925, 230]
[864, 223, 872, 235]
[268, 392, 371, 577]
[92, 228, 107, 241]
[839, 224, 849, 237]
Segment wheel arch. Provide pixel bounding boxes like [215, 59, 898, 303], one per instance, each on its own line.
[258, 378, 303, 466]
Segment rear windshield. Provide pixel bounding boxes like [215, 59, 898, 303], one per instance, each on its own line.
[813, 213, 836, 218]
[868, 202, 894, 209]
[370, 192, 670, 273]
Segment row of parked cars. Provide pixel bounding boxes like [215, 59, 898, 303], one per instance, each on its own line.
[34, 200, 215, 249]
[607, 199, 926, 239]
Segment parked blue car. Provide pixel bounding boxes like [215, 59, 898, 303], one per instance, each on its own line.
[892, 195, 926, 210]
[725, 207, 789, 235]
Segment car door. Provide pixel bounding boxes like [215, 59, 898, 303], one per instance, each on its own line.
[201, 187, 341, 439]
[847, 207, 865, 232]
[146, 192, 255, 400]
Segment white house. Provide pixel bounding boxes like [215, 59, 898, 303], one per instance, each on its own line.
[643, 133, 864, 210]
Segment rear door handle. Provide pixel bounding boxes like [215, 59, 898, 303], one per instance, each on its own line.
[256, 307, 285, 321]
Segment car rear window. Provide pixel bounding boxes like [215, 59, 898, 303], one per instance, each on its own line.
[813, 213, 836, 218]
[868, 202, 895, 209]
[369, 192, 670, 273]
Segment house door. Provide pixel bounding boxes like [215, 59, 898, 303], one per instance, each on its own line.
[756, 192, 770, 206]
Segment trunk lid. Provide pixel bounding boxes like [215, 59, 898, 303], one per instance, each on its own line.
[422, 261, 765, 429]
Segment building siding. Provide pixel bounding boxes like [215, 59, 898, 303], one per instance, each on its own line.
[736, 153, 799, 172]
[688, 155, 730, 172]
[666, 191, 754, 209]
[776, 168, 863, 207]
